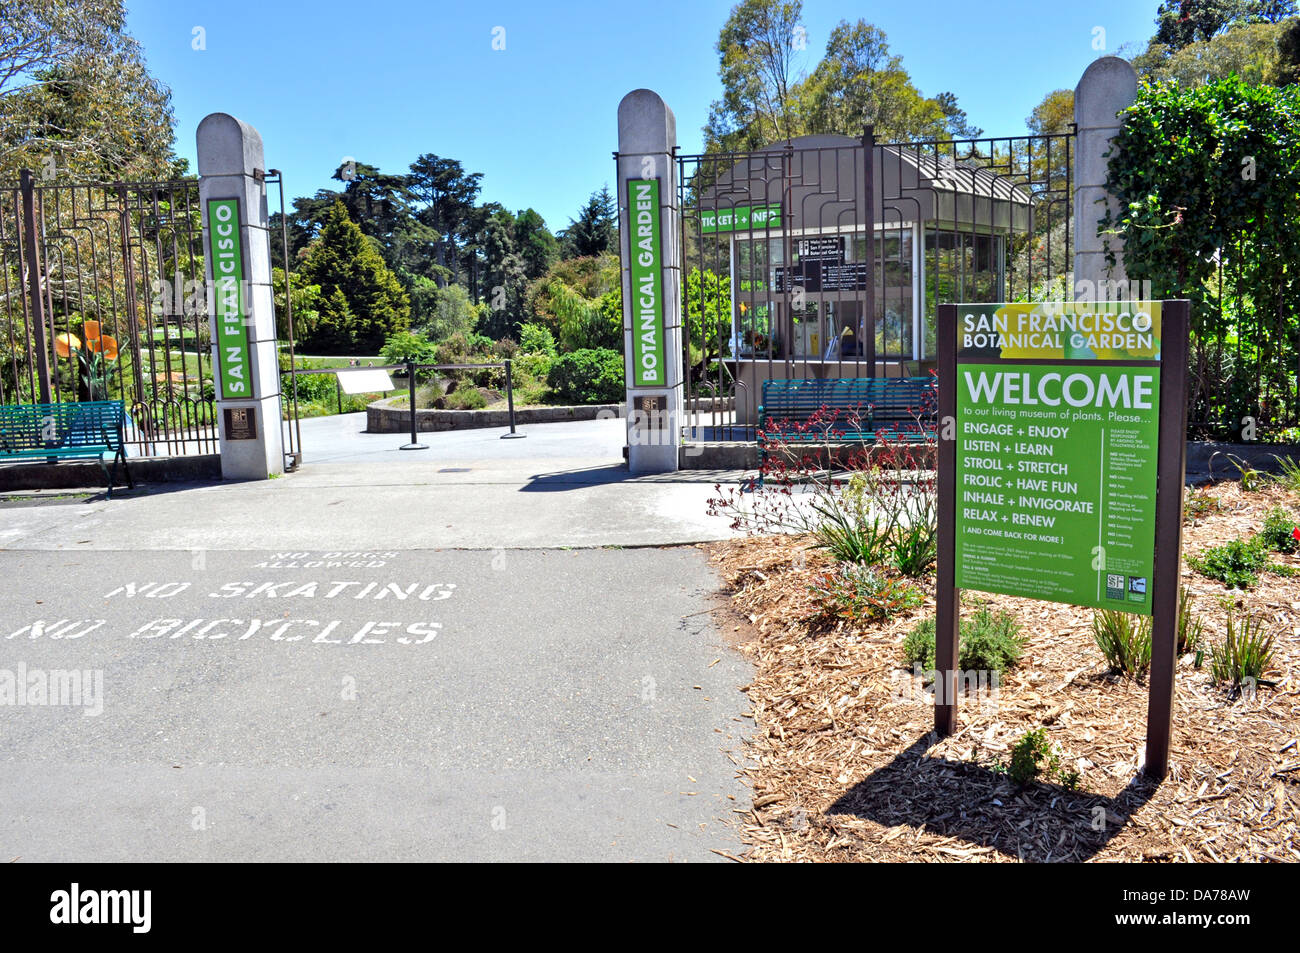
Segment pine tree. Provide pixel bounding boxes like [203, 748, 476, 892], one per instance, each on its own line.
[561, 187, 617, 259]
[298, 201, 410, 352]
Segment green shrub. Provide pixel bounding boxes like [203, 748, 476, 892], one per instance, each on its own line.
[379, 331, 436, 366]
[519, 322, 557, 356]
[812, 465, 937, 576]
[1210, 603, 1275, 693]
[1189, 537, 1272, 588]
[1005, 729, 1063, 787]
[1261, 506, 1299, 554]
[435, 331, 502, 388]
[1092, 609, 1152, 677]
[809, 564, 924, 624]
[444, 386, 487, 410]
[902, 608, 1026, 674]
[546, 348, 624, 404]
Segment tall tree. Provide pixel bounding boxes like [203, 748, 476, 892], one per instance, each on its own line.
[705, 0, 807, 152]
[0, 0, 177, 179]
[560, 187, 617, 259]
[1151, 0, 1295, 52]
[934, 91, 982, 139]
[799, 20, 949, 141]
[512, 208, 558, 280]
[406, 154, 484, 283]
[298, 201, 410, 352]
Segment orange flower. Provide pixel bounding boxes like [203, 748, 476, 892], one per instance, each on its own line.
[97, 334, 119, 361]
[54, 332, 81, 358]
[82, 320, 101, 342]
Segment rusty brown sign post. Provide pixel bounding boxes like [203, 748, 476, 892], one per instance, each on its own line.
[936, 300, 1189, 779]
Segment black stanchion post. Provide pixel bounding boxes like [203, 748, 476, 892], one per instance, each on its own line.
[501, 358, 526, 439]
[399, 359, 428, 451]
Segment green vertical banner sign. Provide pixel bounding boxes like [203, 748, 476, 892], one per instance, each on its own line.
[953, 302, 1163, 615]
[626, 178, 666, 388]
[207, 198, 252, 400]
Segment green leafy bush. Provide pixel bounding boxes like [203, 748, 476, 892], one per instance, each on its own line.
[546, 348, 624, 404]
[380, 331, 436, 366]
[902, 608, 1026, 674]
[1261, 506, 1299, 554]
[1004, 728, 1069, 787]
[1189, 537, 1274, 588]
[519, 322, 557, 356]
[1092, 609, 1152, 677]
[808, 564, 923, 624]
[1210, 603, 1275, 693]
[444, 386, 487, 410]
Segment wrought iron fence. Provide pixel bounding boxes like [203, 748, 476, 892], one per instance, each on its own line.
[0, 171, 217, 455]
[675, 128, 1074, 441]
[1183, 243, 1299, 441]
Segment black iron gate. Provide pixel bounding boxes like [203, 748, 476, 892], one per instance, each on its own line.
[0, 169, 301, 463]
[677, 127, 1074, 440]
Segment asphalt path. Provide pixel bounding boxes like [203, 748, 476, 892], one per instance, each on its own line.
[0, 544, 752, 862]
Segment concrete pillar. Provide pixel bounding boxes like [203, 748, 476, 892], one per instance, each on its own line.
[197, 113, 284, 479]
[617, 89, 683, 474]
[1073, 56, 1138, 302]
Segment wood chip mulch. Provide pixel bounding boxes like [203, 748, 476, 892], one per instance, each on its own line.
[707, 479, 1300, 862]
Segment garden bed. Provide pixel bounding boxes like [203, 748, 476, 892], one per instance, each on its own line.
[707, 478, 1300, 862]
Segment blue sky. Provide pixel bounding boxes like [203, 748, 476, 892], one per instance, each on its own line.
[125, 0, 1159, 231]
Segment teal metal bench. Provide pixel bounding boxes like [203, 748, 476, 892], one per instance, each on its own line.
[0, 400, 133, 497]
[757, 377, 938, 472]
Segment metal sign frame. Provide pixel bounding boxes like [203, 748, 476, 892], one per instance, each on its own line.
[936, 300, 1190, 779]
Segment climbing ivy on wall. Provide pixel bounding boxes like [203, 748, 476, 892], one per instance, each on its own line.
[1102, 76, 1300, 439]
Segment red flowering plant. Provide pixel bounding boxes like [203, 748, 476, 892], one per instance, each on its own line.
[706, 397, 938, 577]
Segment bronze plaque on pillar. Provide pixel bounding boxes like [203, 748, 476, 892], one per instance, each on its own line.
[223, 406, 258, 441]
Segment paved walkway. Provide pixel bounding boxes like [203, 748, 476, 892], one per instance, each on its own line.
[0, 417, 756, 862]
[2, 416, 749, 552]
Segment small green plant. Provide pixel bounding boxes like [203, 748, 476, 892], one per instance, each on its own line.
[1004, 728, 1065, 786]
[1209, 602, 1276, 693]
[1188, 537, 1272, 589]
[1177, 585, 1203, 657]
[812, 494, 891, 566]
[888, 516, 937, 577]
[1224, 454, 1267, 491]
[809, 563, 924, 624]
[1260, 506, 1300, 555]
[902, 608, 1026, 674]
[444, 386, 487, 410]
[1091, 609, 1152, 677]
[1272, 454, 1300, 494]
[1183, 486, 1220, 523]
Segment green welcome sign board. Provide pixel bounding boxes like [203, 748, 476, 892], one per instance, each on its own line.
[699, 204, 782, 234]
[627, 178, 666, 388]
[938, 300, 1189, 778]
[206, 198, 252, 400]
[953, 302, 1163, 615]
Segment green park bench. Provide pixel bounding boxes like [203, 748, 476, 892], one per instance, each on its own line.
[0, 400, 134, 497]
[757, 376, 939, 474]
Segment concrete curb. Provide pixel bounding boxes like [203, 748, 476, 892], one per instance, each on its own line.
[0, 453, 221, 492]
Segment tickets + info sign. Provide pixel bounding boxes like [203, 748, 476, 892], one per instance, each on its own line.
[953, 302, 1162, 615]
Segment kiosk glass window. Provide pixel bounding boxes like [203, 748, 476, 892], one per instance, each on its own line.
[734, 237, 783, 355]
[921, 231, 1003, 359]
[850, 229, 914, 361]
